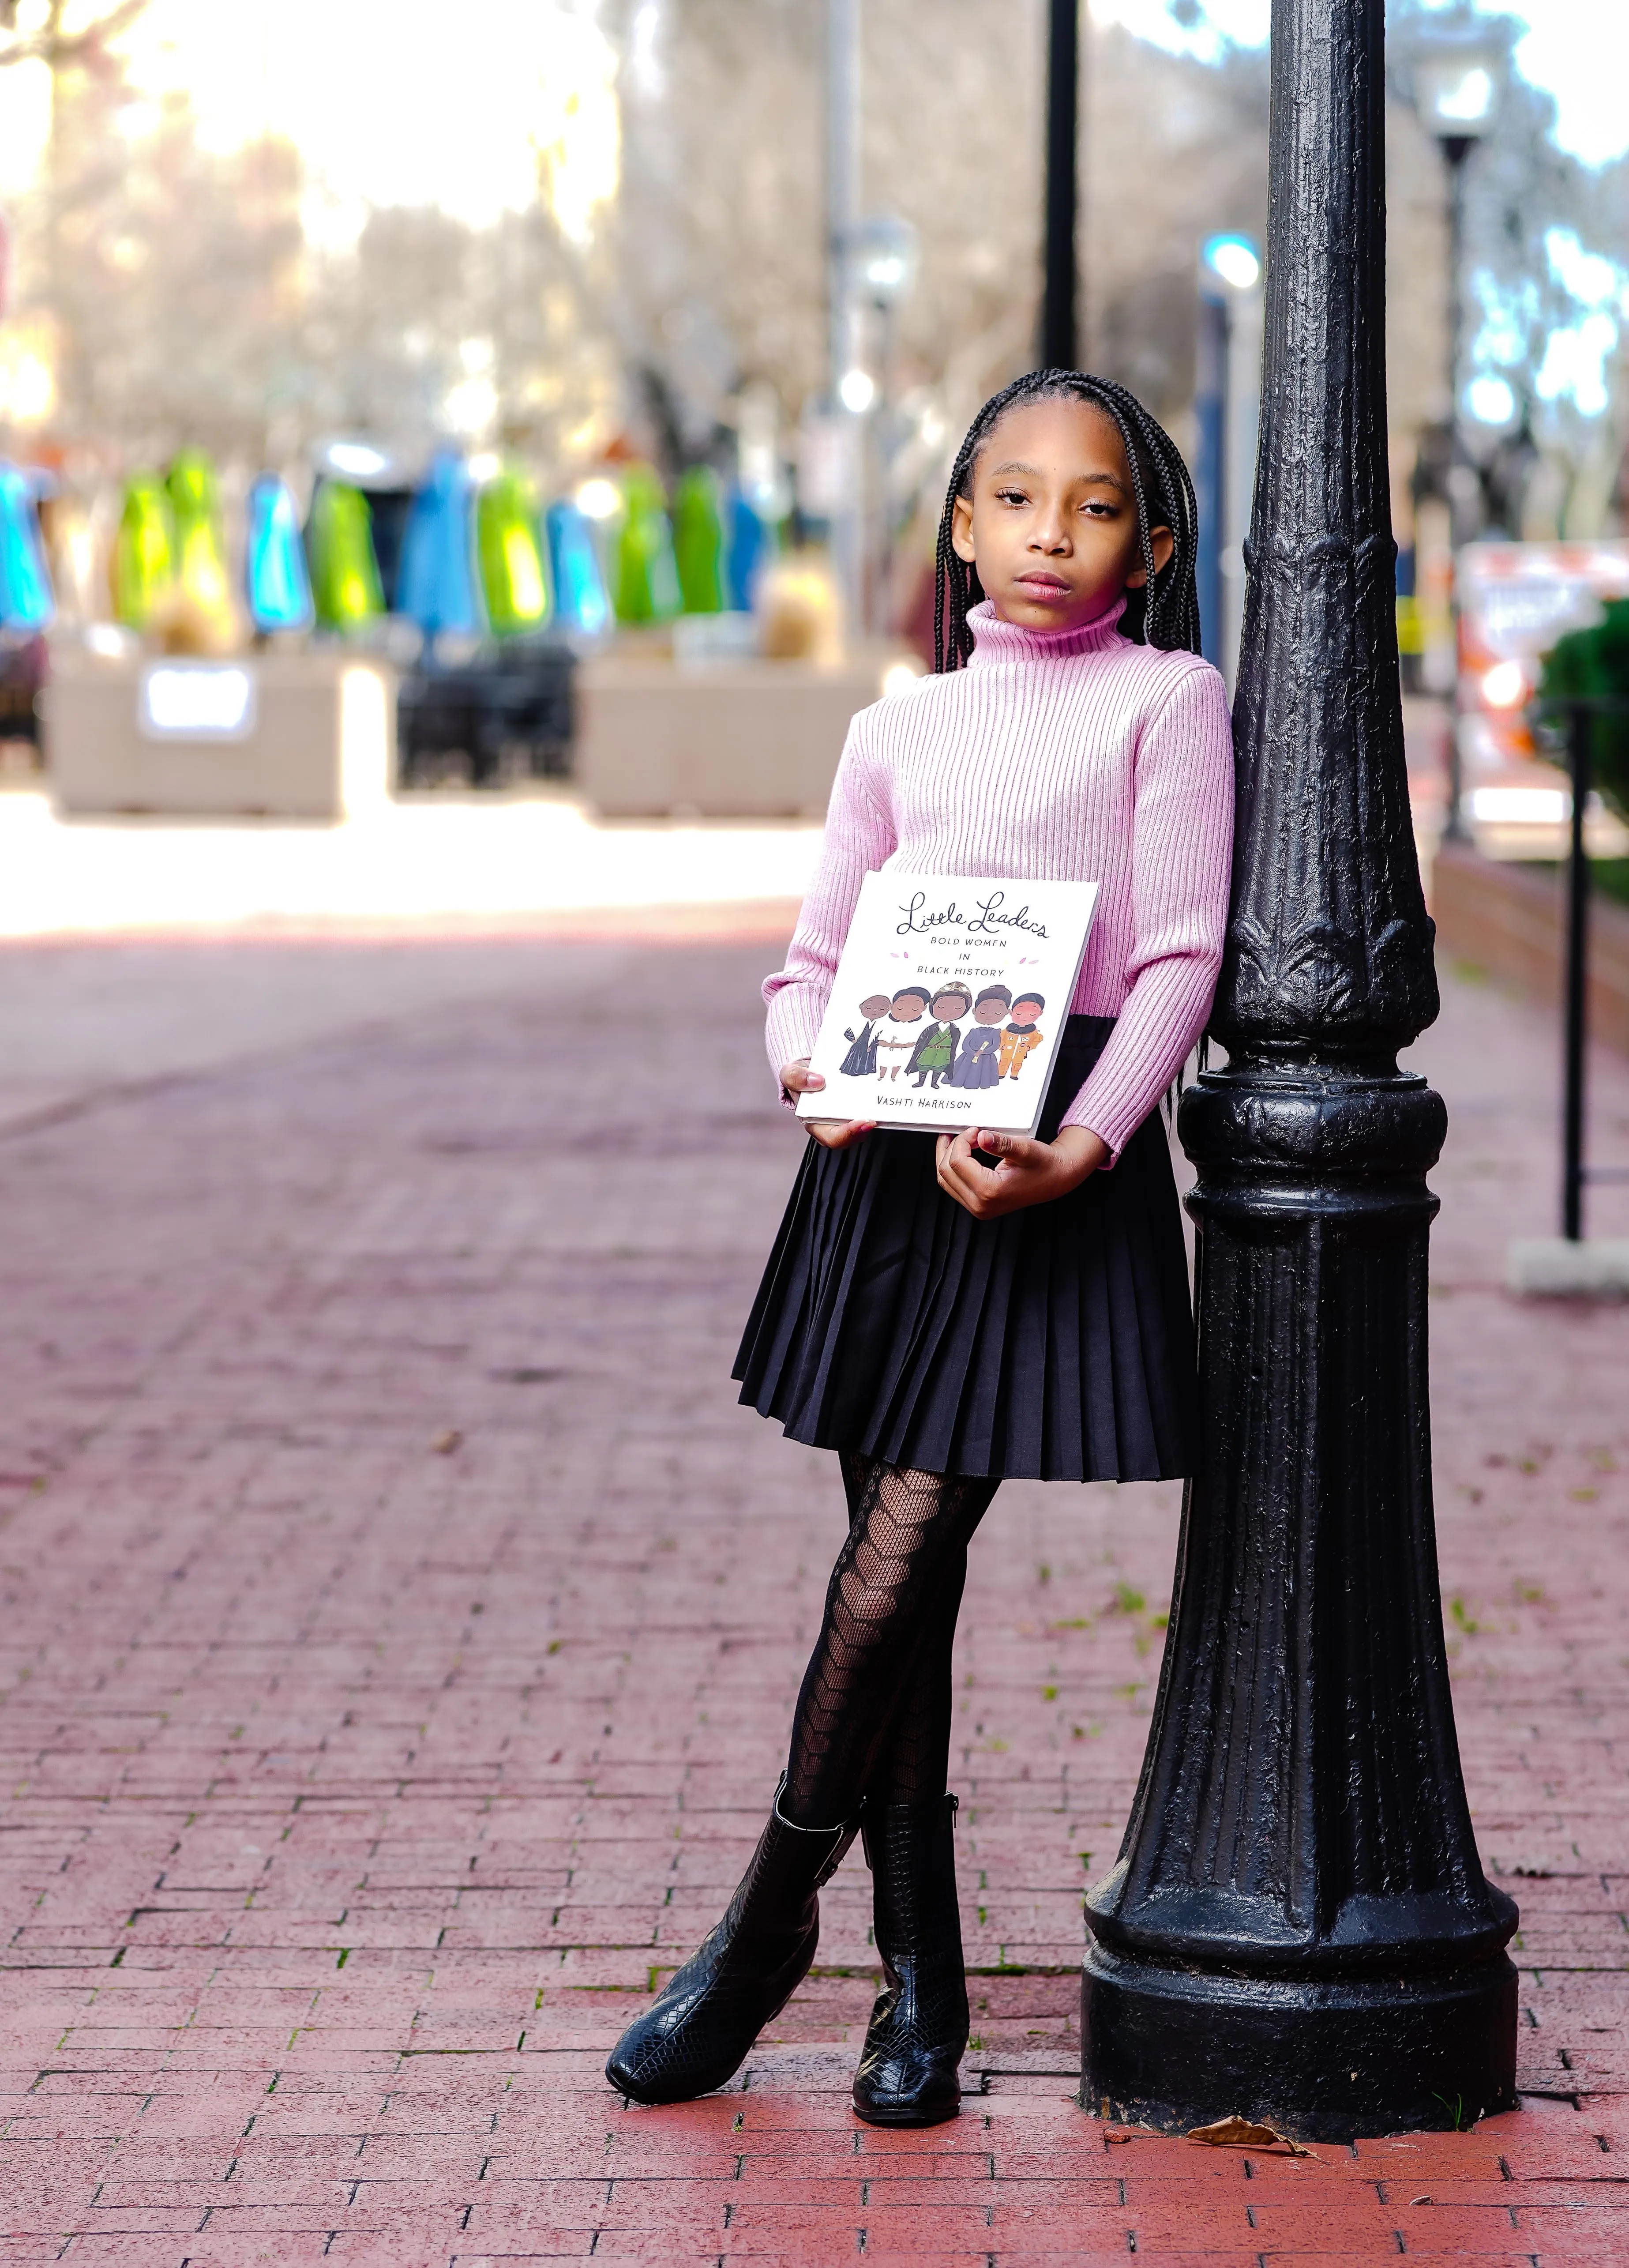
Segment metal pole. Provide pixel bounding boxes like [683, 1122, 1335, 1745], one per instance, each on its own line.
[1194, 286, 1226, 669]
[1220, 281, 1263, 695]
[1082, 0, 1517, 2142]
[826, 0, 863, 636]
[1562, 703, 1591, 1241]
[1441, 139, 1471, 841]
[1041, 0, 1079, 369]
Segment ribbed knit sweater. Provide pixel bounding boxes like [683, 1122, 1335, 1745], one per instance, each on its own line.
[763, 596, 1235, 1158]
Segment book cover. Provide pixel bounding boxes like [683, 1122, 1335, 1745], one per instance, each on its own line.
[797, 872, 1101, 1136]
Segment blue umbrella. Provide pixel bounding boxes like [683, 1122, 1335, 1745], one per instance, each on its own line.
[396, 452, 484, 639]
[245, 475, 315, 632]
[725, 482, 776, 613]
[0, 462, 55, 633]
[544, 497, 611, 639]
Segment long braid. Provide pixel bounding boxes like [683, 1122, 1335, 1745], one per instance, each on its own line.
[932, 369, 1203, 673]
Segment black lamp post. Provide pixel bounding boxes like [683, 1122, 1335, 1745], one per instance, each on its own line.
[1081, 0, 1519, 2143]
[1408, 18, 1503, 838]
[1041, 0, 1080, 370]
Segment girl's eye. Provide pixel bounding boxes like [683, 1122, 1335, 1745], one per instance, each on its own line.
[994, 488, 1030, 506]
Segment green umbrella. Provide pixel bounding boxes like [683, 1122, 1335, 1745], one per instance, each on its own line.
[308, 480, 384, 631]
[112, 473, 176, 630]
[165, 448, 236, 645]
[613, 464, 682, 625]
[477, 469, 550, 635]
[672, 464, 725, 615]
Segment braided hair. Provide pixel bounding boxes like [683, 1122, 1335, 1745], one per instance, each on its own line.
[931, 369, 1202, 672]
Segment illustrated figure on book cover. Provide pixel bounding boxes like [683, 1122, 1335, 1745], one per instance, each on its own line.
[998, 993, 1046, 1081]
[839, 994, 893, 1077]
[906, 985, 972, 1088]
[946, 985, 1010, 1089]
[874, 985, 930, 1081]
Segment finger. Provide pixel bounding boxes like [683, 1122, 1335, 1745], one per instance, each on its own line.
[812, 1118, 873, 1149]
[972, 1129, 1044, 1168]
[939, 1143, 997, 1212]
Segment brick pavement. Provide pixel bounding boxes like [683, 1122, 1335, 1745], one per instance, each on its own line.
[0, 926, 1625, 2264]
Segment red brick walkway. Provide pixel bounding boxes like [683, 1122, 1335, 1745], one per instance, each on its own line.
[0, 931, 1625, 2264]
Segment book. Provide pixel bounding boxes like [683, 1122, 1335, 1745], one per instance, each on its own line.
[796, 872, 1101, 1136]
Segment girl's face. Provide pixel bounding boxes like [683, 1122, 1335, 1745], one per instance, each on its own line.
[859, 994, 891, 1018]
[890, 993, 928, 1023]
[1012, 997, 1044, 1023]
[931, 990, 969, 1021]
[973, 997, 1007, 1025]
[950, 398, 1174, 637]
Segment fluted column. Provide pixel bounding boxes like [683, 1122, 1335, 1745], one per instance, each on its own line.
[1080, 0, 1518, 2141]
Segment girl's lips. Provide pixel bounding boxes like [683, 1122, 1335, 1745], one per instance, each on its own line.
[1015, 575, 1072, 596]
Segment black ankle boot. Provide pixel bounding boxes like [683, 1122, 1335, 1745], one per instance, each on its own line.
[605, 1775, 858, 2106]
[852, 1793, 968, 2127]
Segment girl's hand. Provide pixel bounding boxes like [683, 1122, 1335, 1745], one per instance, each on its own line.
[781, 1059, 875, 1151]
[935, 1124, 1109, 1219]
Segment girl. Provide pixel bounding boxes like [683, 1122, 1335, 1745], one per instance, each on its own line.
[606, 370, 1233, 2128]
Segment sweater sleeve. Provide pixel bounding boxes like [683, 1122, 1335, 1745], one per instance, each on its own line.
[1058, 662, 1234, 1157]
[763, 714, 897, 1087]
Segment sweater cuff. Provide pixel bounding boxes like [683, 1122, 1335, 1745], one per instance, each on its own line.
[1058, 1077, 1139, 1163]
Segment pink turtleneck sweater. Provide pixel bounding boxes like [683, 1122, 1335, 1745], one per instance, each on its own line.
[763, 597, 1235, 1159]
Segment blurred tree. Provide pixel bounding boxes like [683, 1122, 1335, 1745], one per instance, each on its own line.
[1390, 0, 1629, 541]
[1540, 601, 1629, 819]
[0, 0, 149, 73]
[607, 0, 1271, 479]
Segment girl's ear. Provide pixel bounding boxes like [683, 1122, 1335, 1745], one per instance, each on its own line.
[950, 491, 976, 565]
[1125, 524, 1175, 588]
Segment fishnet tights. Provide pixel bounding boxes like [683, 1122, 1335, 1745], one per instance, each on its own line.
[781, 1456, 999, 1828]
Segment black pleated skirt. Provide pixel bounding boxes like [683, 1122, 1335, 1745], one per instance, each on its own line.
[733, 1015, 1197, 1482]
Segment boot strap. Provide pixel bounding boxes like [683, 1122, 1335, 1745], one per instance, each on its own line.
[771, 1772, 859, 1889]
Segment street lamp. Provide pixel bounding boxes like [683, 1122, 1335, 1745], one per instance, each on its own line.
[1404, 17, 1504, 835]
[1082, 0, 1518, 2141]
[1195, 233, 1263, 692]
[836, 213, 919, 635]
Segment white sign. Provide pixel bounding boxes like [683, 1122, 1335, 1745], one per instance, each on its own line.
[138, 664, 257, 741]
[798, 870, 1100, 1137]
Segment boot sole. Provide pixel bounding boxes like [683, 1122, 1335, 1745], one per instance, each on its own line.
[851, 2091, 961, 2128]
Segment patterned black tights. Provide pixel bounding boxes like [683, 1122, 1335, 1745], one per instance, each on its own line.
[780, 1455, 1000, 1828]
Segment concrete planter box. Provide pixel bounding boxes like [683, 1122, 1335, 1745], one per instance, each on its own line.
[1432, 839, 1629, 1055]
[42, 648, 397, 820]
[573, 651, 906, 818]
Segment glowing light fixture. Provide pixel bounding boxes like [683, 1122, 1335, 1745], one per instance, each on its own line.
[839, 367, 876, 414]
[847, 214, 919, 307]
[575, 478, 623, 521]
[1415, 56, 1498, 138]
[1480, 659, 1527, 709]
[1202, 234, 1261, 292]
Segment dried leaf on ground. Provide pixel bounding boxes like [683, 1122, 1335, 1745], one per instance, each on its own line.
[1188, 2114, 1315, 2157]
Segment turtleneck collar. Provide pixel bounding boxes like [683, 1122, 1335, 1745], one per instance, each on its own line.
[963, 593, 1127, 665]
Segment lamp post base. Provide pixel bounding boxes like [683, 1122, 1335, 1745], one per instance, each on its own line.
[1082, 1944, 1519, 2142]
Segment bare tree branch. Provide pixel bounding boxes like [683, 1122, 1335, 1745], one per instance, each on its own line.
[0, 0, 150, 73]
